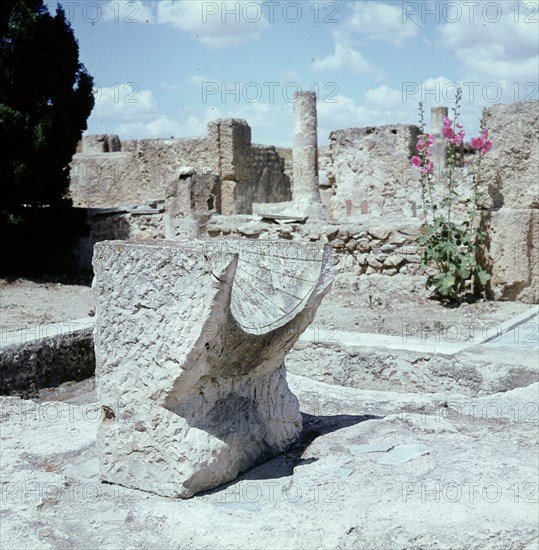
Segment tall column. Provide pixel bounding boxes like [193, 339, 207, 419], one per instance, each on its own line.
[431, 106, 448, 167]
[292, 91, 323, 218]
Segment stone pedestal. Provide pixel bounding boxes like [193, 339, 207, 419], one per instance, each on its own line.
[92, 240, 333, 498]
[292, 92, 323, 218]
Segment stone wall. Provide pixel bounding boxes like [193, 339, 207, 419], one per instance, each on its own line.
[68, 101, 538, 304]
[206, 216, 423, 277]
[325, 123, 478, 224]
[70, 120, 291, 213]
[478, 101, 539, 303]
[327, 124, 422, 221]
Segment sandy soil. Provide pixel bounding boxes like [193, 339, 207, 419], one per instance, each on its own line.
[0, 275, 531, 337]
[0, 277, 94, 330]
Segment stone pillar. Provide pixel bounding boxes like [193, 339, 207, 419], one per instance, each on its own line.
[92, 239, 333, 498]
[430, 107, 448, 167]
[208, 119, 253, 214]
[164, 167, 220, 239]
[292, 91, 323, 218]
[477, 101, 539, 303]
[82, 134, 121, 153]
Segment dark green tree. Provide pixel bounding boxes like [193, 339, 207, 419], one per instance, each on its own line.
[0, 0, 94, 217]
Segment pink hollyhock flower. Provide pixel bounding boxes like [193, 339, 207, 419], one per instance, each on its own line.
[471, 136, 483, 149]
[453, 130, 465, 144]
[420, 161, 434, 175]
[410, 155, 422, 167]
[442, 126, 454, 140]
[443, 116, 452, 128]
[426, 134, 435, 146]
[417, 141, 425, 151]
[471, 129, 492, 155]
[457, 123, 463, 129]
[481, 140, 492, 155]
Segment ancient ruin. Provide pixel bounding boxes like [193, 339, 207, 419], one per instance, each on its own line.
[92, 239, 333, 497]
[2, 98, 538, 548]
[291, 91, 323, 218]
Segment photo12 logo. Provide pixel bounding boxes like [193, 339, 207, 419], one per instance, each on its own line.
[45, 1, 142, 24]
[402, 81, 539, 104]
[200, 2, 340, 24]
[201, 81, 339, 103]
[402, 2, 539, 24]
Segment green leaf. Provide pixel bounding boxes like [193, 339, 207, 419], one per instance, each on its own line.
[432, 272, 456, 296]
[476, 269, 491, 285]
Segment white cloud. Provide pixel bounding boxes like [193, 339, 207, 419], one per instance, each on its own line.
[317, 90, 420, 138]
[187, 75, 212, 87]
[346, 1, 418, 46]
[364, 84, 404, 109]
[160, 82, 183, 93]
[281, 69, 301, 82]
[313, 43, 383, 77]
[438, 1, 539, 81]
[92, 84, 158, 121]
[155, 0, 269, 48]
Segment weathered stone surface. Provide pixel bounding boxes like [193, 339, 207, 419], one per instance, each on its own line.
[73, 121, 290, 211]
[92, 240, 333, 498]
[327, 124, 421, 221]
[368, 226, 391, 240]
[292, 92, 322, 218]
[82, 134, 121, 153]
[1, 376, 537, 549]
[164, 168, 220, 239]
[383, 254, 402, 268]
[479, 101, 539, 210]
[481, 208, 538, 303]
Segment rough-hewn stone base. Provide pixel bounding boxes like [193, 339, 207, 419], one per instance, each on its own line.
[92, 239, 333, 497]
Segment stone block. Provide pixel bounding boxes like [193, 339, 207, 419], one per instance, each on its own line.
[481, 208, 538, 303]
[83, 134, 121, 153]
[92, 240, 333, 498]
[327, 124, 421, 220]
[479, 101, 539, 210]
[164, 168, 220, 239]
[70, 152, 144, 208]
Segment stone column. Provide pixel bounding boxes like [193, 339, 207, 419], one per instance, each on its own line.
[292, 91, 323, 218]
[431, 106, 448, 167]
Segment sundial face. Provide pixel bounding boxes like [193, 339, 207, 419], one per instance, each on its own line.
[172, 239, 332, 335]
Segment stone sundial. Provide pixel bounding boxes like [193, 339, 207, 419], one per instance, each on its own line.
[92, 239, 333, 498]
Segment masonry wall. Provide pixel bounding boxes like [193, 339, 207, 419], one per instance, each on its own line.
[478, 100, 539, 303]
[69, 101, 538, 304]
[70, 120, 291, 212]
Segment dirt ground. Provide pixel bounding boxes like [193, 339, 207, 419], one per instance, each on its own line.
[1, 274, 531, 337]
[0, 277, 94, 330]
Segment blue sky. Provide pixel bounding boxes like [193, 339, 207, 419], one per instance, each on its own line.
[48, 0, 539, 147]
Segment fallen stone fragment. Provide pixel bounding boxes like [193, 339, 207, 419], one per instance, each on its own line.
[377, 443, 431, 465]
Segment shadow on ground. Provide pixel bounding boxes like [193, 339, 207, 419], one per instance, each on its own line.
[201, 412, 383, 497]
